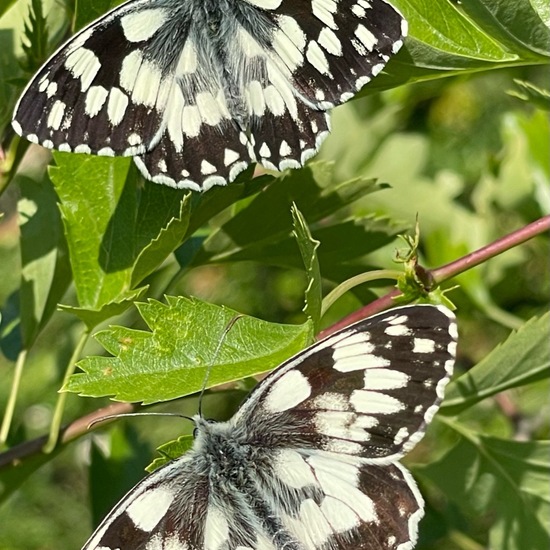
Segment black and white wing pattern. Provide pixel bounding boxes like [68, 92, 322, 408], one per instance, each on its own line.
[82, 304, 457, 550]
[12, 0, 407, 191]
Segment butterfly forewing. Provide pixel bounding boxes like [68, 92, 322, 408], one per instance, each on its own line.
[234, 304, 457, 461]
[82, 304, 456, 550]
[13, 0, 406, 190]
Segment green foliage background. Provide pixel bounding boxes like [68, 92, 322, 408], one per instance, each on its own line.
[0, 0, 549, 549]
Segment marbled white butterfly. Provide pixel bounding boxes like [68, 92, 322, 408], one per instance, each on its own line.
[82, 304, 457, 550]
[12, 0, 406, 191]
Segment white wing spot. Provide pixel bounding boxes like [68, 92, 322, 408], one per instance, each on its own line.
[310, 392, 349, 411]
[413, 338, 436, 354]
[126, 487, 174, 532]
[273, 15, 306, 71]
[107, 87, 129, 126]
[318, 27, 342, 56]
[196, 91, 224, 126]
[224, 148, 240, 166]
[120, 9, 167, 42]
[46, 81, 58, 98]
[176, 39, 198, 74]
[259, 142, 271, 158]
[350, 390, 404, 414]
[204, 506, 229, 550]
[306, 40, 331, 75]
[47, 100, 66, 130]
[297, 499, 333, 545]
[352, 4, 366, 18]
[309, 454, 377, 522]
[387, 314, 408, 325]
[279, 140, 292, 157]
[238, 27, 264, 58]
[275, 449, 317, 489]
[355, 23, 378, 51]
[320, 496, 359, 532]
[64, 47, 101, 91]
[38, 77, 49, 93]
[127, 133, 142, 146]
[245, 0, 282, 8]
[200, 160, 217, 175]
[314, 411, 374, 442]
[363, 368, 410, 390]
[248, 80, 266, 116]
[85, 85, 108, 116]
[264, 85, 286, 116]
[264, 370, 311, 413]
[393, 426, 409, 445]
[182, 105, 201, 137]
[385, 324, 411, 337]
[312, 0, 337, 29]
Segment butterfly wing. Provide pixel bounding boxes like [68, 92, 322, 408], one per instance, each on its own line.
[13, 0, 253, 191]
[13, 0, 405, 190]
[231, 0, 406, 171]
[82, 453, 212, 550]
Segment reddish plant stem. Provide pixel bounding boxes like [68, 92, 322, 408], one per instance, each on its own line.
[431, 215, 550, 283]
[0, 402, 134, 470]
[317, 215, 550, 339]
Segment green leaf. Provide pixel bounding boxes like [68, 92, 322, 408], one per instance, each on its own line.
[59, 287, 148, 330]
[50, 154, 191, 325]
[509, 80, 550, 110]
[189, 162, 397, 280]
[368, 0, 550, 93]
[442, 312, 550, 414]
[458, 0, 550, 58]
[21, 0, 49, 73]
[66, 296, 314, 404]
[130, 185, 191, 286]
[49, 153, 134, 311]
[0, 0, 18, 19]
[291, 204, 322, 330]
[419, 423, 550, 549]
[18, 175, 71, 347]
[75, 0, 118, 30]
[146, 434, 194, 472]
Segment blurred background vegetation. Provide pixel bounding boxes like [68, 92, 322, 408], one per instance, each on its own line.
[0, 0, 549, 549]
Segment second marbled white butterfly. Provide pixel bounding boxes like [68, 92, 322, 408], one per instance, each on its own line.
[81, 304, 457, 550]
[13, 0, 407, 191]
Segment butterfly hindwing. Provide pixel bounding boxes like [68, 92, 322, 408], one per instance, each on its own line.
[13, 0, 406, 190]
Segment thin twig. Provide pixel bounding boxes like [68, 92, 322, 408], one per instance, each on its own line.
[0, 402, 135, 470]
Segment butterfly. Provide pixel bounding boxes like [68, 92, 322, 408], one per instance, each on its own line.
[12, 0, 407, 191]
[82, 304, 457, 550]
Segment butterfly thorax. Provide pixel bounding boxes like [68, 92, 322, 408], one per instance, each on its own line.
[192, 417, 255, 484]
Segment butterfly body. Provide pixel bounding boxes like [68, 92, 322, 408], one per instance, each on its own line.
[83, 305, 457, 550]
[13, 0, 406, 190]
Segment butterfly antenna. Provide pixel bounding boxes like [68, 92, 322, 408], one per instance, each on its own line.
[197, 314, 244, 418]
[87, 412, 194, 430]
